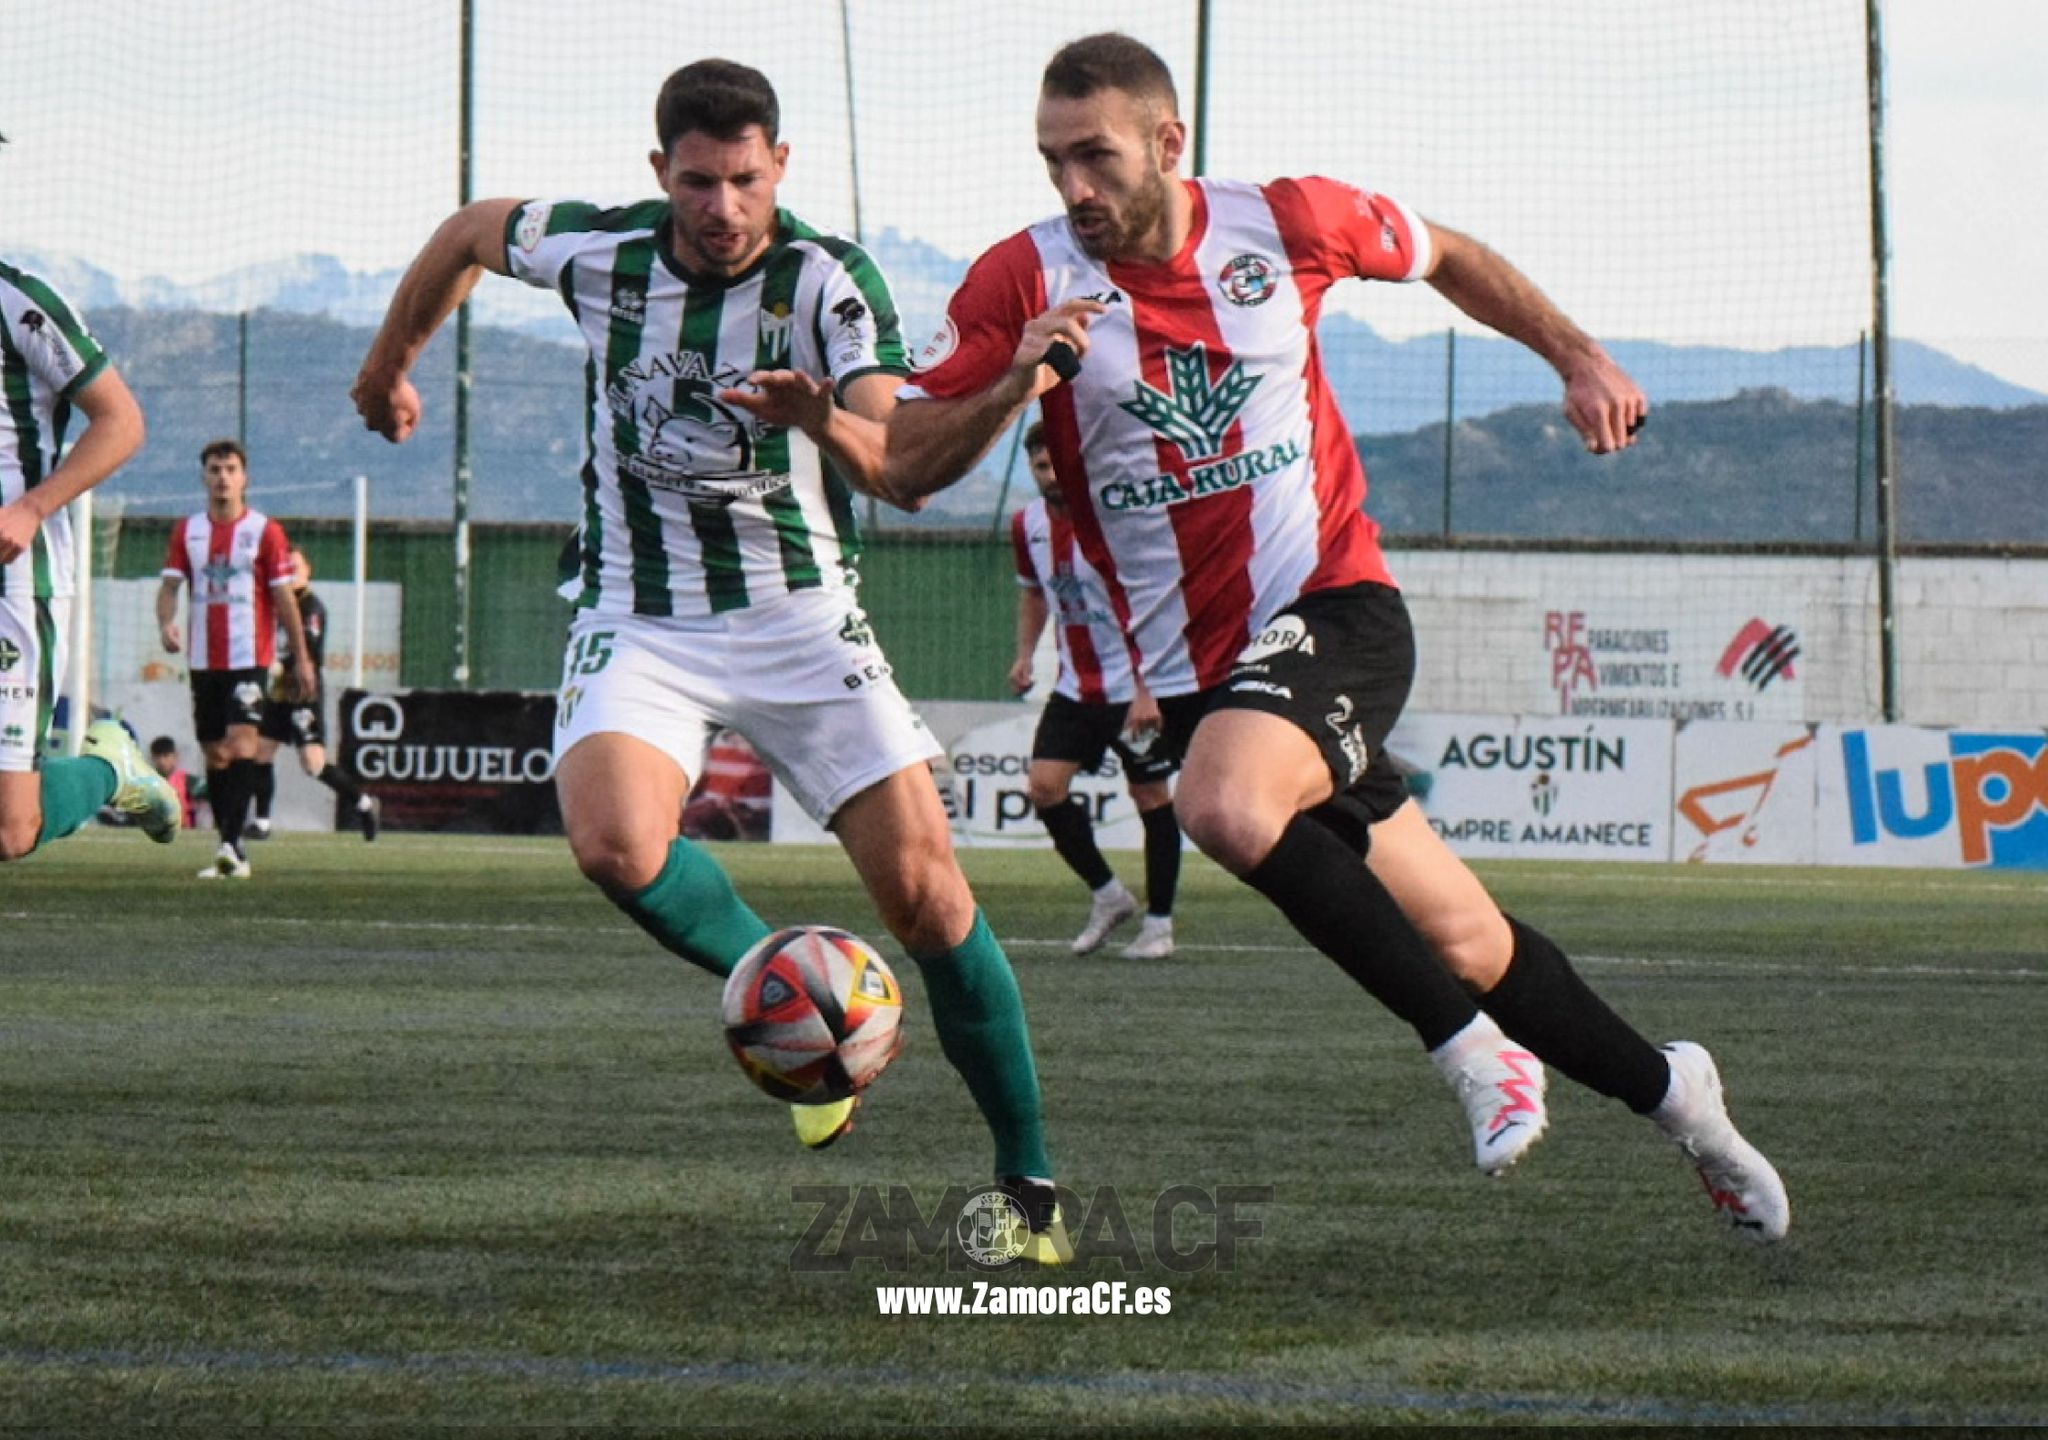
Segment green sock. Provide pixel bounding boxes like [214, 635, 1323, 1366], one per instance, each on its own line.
[910, 909, 1052, 1179]
[34, 756, 119, 851]
[613, 838, 771, 979]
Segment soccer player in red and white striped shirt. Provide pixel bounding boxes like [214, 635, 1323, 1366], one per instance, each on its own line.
[883, 34, 1788, 1242]
[156, 439, 316, 878]
[1010, 422, 1181, 959]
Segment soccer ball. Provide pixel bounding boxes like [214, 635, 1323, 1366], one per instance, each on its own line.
[721, 926, 905, 1104]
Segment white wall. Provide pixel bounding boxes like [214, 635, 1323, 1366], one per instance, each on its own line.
[1388, 549, 2048, 727]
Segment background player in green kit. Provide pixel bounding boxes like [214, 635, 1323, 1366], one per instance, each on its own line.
[352, 62, 1067, 1258]
[0, 140, 181, 862]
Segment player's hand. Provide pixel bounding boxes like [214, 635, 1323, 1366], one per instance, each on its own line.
[160, 622, 183, 655]
[720, 370, 834, 436]
[1563, 353, 1649, 455]
[352, 369, 423, 443]
[1007, 656, 1035, 695]
[1123, 688, 1162, 744]
[290, 658, 318, 701]
[1012, 299, 1108, 396]
[0, 499, 39, 565]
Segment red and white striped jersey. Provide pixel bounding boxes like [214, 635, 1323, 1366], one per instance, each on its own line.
[162, 508, 295, 671]
[905, 176, 1431, 697]
[1011, 497, 1138, 705]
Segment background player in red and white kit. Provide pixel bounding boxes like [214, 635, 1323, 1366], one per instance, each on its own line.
[882, 33, 1788, 1242]
[157, 439, 315, 878]
[1010, 421, 1180, 959]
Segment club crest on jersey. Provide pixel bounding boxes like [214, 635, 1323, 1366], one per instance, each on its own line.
[1217, 253, 1278, 307]
[758, 303, 796, 366]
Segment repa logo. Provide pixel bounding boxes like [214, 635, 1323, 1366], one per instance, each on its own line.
[1718, 619, 1799, 691]
[1842, 730, 2048, 867]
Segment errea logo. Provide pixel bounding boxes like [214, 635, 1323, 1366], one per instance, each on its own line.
[0, 637, 20, 672]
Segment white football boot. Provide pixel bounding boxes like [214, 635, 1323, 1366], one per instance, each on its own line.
[1120, 915, 1176, 960]
[1652, 1041, 1790, 1243]
[1430, 1013, 1549, 1177]
[1071, 880, 1138, 955]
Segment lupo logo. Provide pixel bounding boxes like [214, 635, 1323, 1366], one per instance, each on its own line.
[1842, 729, 2048, 867]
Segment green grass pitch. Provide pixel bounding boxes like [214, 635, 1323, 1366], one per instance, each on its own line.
[2, 830, 2044, 1428]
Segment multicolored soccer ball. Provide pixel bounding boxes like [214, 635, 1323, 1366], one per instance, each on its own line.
[720, 926, 905, 1104]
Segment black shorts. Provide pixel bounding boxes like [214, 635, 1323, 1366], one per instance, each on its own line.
[1030, 691, 1178, 786]
[1151, 583, 1417, 838]
[260, 696, 326, 748]
[190, 667, 269, 744]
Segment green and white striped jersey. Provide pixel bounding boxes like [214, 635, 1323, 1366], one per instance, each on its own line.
[1, 261, 109, 600]
[505, 199, 909, 617]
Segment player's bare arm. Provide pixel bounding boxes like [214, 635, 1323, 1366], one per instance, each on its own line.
[1010, 587, 1049, 694]
[879, 298, 1107, 507]
[1422, 221, 1648, 455]
[352, 198, 522, 443]
[156, 575, 184, 653]
[0, 367, 144, 565]
[272, 582, 318, 700]
[720, 371, 898, 499]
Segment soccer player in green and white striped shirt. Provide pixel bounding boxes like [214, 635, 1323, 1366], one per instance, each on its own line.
[353, 63, 1068, 1259]
[1, 133, 182, 861]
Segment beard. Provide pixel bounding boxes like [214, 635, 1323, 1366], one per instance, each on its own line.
[1070, 164, 1172, 262]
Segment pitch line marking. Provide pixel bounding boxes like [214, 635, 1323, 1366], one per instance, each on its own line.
[0, 1342, 2036, 1428]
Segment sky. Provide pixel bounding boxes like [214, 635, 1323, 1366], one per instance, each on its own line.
[5, 0, 2045, 396]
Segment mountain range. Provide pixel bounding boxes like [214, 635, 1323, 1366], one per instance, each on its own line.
[15, 242, 2045, 541]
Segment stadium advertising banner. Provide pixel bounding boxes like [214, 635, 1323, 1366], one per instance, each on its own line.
[1670, 721, 1819, 864]
[1538, 603, 1805, 723]
[1816, 725, 2048, 869]
[1388, 714, 1674, 861]
[338, 688, 560, 833]
[941, 710, 1152, 850]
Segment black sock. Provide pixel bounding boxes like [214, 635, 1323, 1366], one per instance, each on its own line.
[1036, 797, 1115, 891]
[1242, 815, 1477, 1050]
[317, 763, 363, 807]
[1140, 802, 1181, 918]
[1481, 915, 1672, 1113]
[210, 764, 245, 849]
[251, 762, 276, 821]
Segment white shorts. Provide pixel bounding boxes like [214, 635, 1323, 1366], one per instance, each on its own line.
[553, 588, 942, 825]
[0, 594, 67, 774]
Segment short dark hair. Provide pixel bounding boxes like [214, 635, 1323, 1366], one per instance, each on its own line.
[1023, 421, 1048, 455]
[1042, 33, 1179, 114]
[199, 437, 246, 468]
[149, 735, 177, 756]
[656, 59, 780, 153]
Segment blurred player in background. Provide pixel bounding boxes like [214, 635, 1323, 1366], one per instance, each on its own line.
[0, 156, 180, 860]
[245, 546, 380, 841]
[1009, 421, 1180, 959]
[353, 60, 1069, 1259]
[149, 734, 201, 831]
[882, 34, 1787, 1241]
[157, 439, 316, 879]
